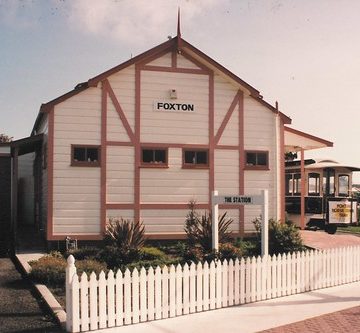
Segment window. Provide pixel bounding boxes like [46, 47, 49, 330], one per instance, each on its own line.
[308, 173, 320, 196]
[71, 145, 100, 166]
[285, 174, 293, 195]
[338, 174, 349, 197]
[141, 148, 168, 167]
[183, 149, 208, 168]
[294, 173, 301, 195]
[245, 151, 269, 170]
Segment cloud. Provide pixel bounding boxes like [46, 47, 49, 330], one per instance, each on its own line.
[66, 0, 226, 45]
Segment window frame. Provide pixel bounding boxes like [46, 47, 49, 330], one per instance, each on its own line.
[71, 144, 101, 167]
[244, 150, 269, 170]
[338, 174, 350, 197]
[182, 148, 209, 169]
[140, 147, 169, 168]
[308, 172, 320, 196]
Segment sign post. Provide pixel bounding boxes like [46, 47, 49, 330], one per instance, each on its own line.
[212, 191, 219, 251]
[212, 190, 269, 256]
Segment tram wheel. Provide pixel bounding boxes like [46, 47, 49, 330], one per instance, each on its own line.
[325, 225, 337, 234]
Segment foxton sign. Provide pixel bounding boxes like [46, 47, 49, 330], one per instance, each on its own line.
[154, 101, 195, 112]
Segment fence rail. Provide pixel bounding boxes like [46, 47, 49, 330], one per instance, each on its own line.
[66, 246, 360, 332]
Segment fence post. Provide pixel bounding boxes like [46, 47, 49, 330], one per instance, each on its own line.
[66, 255, 77, 332]
[212, 190, 219, 251]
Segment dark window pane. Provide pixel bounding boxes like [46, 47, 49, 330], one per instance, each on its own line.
[257, 153, 267, 166]
[197, 151, 207, 164]
[155, 150, 166, 163]
[87, 148, 98, 162]
[246, 153, 256, 166]
[142, 149, 153, 163]
[339, 175, 349, 196]
[74, 147, 86, 161]
[185, 151, 196, 164]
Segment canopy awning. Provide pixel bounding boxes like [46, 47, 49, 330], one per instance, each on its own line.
[284, 126, 333, 152]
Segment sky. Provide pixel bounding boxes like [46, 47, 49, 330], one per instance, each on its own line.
[1, 0, 360, 179]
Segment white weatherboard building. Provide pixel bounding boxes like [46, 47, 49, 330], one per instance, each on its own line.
[2, 32, 333, 247]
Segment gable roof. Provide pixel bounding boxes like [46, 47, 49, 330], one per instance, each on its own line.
[32, 36, 291, 134]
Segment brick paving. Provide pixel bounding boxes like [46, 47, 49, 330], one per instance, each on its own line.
[300, 230, 360, 250]
[260, 305, 360, 333]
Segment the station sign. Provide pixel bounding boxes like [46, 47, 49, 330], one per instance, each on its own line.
[213, 195, 263, 205]
[154, 101, 195, 112]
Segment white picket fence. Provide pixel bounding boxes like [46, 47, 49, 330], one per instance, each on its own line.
[66, 246, 360, 332]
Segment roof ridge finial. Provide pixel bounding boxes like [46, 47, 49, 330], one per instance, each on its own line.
[177, 7, 182, 53]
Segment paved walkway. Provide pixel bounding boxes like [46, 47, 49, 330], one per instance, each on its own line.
[300, 230, 360, 249]
[95, 281, 360, 333]
[0, 258, 61, 333]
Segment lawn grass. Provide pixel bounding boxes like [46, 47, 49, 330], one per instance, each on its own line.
[338, 225, 360, 234]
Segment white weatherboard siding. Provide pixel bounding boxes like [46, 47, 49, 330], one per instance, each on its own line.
[52, 88, 102, 235]
[214, 73, 239, 146]
[107, 146, 134, 203]
[177, 54, 201, 69]
[140, 71, 209, 144]
[147, 52, 172, 67]
[140, 209, 188, 234]
[106, 209, 134, 221]
[243, 97, 278, 232]
[107, 66, 136, 134]
[140, 148, 209, 204]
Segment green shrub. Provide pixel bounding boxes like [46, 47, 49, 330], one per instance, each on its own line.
[140, 247, 166, 261]
[76, 259, 107, 275]
[67, 246, 100, 260]
[98, 245, 140, 270]
[269, 219, 305, 254]
[218, 243, 243, 260]
[29, 255, 66, 287]
[184, 201, 233, 252]
[234, 238, 259, 257]
[104, 218, 145, 253]
[252, 218, 305, 255]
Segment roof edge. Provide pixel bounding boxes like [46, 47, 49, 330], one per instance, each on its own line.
[285, 126, 333, 147]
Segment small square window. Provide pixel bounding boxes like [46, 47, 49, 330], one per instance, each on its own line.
[141, 148, 168, 167]
[183, 149, 209, 168]
[71, 145, 100, 167]
[245, 151, 269, 170]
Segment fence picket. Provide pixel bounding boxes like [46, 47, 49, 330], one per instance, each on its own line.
[148, 267, 155, 320]
[245, 257, 251, 303]
[228, 259, 234, 306]
[107, 270, 115, 327]
[270, 254, 277, 298]
[155, 266, 162, 320]
[176, 264, 183, 316]
[132, 268, 140, 324]
[124, 269, 132, 325]
[255, 256, 261, 301]
[71, 274, 80, 333]
[162, 266, 169, 318]
[189, 263, 196, 313]
[183, 264, 190, 315]
[234, 259, 240, 305]
[276, 254, 282, 297]
[140, 267, 147, 322]
[209, 261, 216, 309]
[203, 262, 210, 310]
[240, 258, 245, 304]
[196, 262, 203, 312]
[251, 257, 256, 302]
[216, 261, 222, 309]
[222, 260, 228, 307]
[89, 272, 98, 331]
[115, 270, 123, 326]
[79, 272, 89, 331]
[169, 265, 176, 317]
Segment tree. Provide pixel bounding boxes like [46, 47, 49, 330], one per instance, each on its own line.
[0, 133, 13, 143]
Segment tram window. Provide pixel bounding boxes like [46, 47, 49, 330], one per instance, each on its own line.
[286, 174, 293, 195]
[338, 175, 349, 197]
[323, 170, 335, 196]
[308, 173, 320, 196]
[294, 174, 301, 195]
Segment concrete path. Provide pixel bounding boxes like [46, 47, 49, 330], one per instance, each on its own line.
[0, 258, 62, 333]
[95, 281, 360, 333]
[300, 230, 360, 249]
